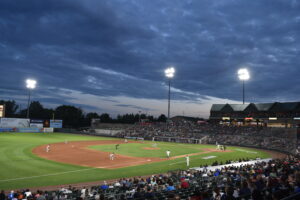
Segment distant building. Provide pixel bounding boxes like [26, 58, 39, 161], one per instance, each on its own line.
[210, 102, 300, 127]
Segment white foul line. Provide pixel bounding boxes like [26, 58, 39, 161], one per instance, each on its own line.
[169, 161, 185, 166]
[0, 168, 97, 183]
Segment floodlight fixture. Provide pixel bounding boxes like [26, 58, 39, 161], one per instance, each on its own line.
[238, 68, 250, 81]
[26, 79, 37, 89]
[165, 67, 175, 78]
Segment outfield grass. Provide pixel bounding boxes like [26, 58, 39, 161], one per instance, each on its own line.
[0, 132, 270, 190]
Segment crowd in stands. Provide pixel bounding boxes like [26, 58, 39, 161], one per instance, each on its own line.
[116, 122, 298, 154]
[2, 156, 300, 200]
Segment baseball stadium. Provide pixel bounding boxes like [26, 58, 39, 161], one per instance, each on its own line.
[0, 102, 299, 199]
[1, 1, 300, 200]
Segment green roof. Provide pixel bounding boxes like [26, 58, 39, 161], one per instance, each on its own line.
[229, 104, 249, 111]
[210, 102, 300, 112]
[271, 102, 299, 112]
[255, 103, 274, 111]
[211, 104, 225, 111]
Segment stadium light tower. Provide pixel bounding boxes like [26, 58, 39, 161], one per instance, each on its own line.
[26, 79, 37, 118]
[164, 67, 175, 121]
[237, 68, 250, 104]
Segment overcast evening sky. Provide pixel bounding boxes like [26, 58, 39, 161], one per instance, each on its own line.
[0, 0, 299, 118]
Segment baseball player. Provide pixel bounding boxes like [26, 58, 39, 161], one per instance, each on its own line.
[185, 155, 190, 167]
[46, 144, 50, 153]
[166, 150, 171, 158]
[109, 152, 115, 160]
[124, 139, 128, 143]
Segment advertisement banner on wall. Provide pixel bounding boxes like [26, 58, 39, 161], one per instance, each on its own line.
[30, 123, 44, 128]
[30, 119, 44, 128]
[0, 128, 14, 132]
[18, 128, 42, 133]
[0, 118, 30, 128]
[50, 120, 63, 128]
[43, 128, 54, 133]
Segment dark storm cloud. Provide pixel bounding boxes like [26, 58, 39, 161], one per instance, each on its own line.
[115, 104, 157, 112]
[0, 0, 300, 113]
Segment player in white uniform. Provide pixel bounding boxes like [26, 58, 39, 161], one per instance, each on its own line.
[46, 144, 50, 153]
[166, 150, 171, 158]
[109, 152, 115, 160]
[185, 155, 190, 167]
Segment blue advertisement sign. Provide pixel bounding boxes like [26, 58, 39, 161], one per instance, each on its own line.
[30, 119, 44, 123]
[18, 128, 42, 133]
[50, 120, 63, 128]
[0, 128, 14, 132]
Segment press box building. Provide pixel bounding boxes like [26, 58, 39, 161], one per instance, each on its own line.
[210, 102, 300, 127]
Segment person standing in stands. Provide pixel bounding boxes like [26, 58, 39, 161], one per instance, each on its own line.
[0, 190, 6, 200]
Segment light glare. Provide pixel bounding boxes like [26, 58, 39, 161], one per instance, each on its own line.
[26, 79, 37, 89]
[238, 68, 250, 80]
[165, 67, 175, 78]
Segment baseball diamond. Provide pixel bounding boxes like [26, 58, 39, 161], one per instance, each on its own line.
[0, 132, 285, 191]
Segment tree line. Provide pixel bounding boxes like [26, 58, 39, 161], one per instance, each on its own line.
[0, 100, 167, 128]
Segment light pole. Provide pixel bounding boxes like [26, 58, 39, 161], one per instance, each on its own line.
[138, 110, 141, 124]
[164, 67, 175, 121]
[237, 68, 250, 104]
[26, 79, 37, 118]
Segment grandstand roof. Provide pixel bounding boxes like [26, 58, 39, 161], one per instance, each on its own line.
[270, 102, 299, 112]
[255, 103, 275, 111]
[210, 102, 300, 112]
[244, 103, 258, 112]
[229, 104, 249, 111]
[211, 104, 225, 111]
[220, 104, 234, 112]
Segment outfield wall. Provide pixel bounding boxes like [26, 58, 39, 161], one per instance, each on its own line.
[0, 118, 29, 128]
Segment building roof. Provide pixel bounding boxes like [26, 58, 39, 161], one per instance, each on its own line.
[271, 102, 299, 112]
[211, 104, 226, 112]
[229, 104, 249, 111]
[210, 102, 300, 112]
[254, 103, 275, 111]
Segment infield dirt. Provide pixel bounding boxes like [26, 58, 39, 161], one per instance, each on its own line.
[32, 140, 239, 169]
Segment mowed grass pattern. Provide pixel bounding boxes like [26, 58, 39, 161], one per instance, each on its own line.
[0, 132, 270, 190]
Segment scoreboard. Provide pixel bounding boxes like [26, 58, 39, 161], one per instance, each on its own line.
[0, 105, 4, 118]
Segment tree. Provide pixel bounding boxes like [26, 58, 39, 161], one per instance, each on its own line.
[99, 113, 112, 123]
[157, 114, 167, 122]
[27, 101, 44, 119]
[55, 105, 84, 128]
[86, 112, 100, 120]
